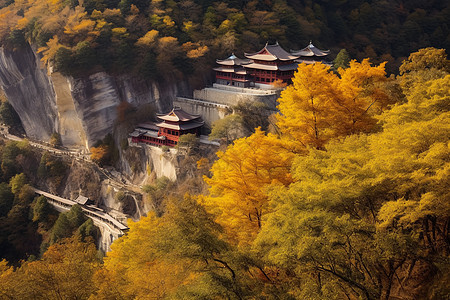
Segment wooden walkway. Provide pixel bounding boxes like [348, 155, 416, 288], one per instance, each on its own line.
[32, 188, 129, 232]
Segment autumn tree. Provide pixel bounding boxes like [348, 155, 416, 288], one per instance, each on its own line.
[96, 195, 277, 299]
[255, 49, 450, 300]
[0, 237, 100, 299]
[398, 47, 450, 95]
[204, 128, 295, 244]
[276, 60, 393, 149]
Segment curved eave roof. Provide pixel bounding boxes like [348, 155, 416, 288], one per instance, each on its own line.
[216, 54, 251, 66]
[291, 43, 330, 57]
[245, 43, 299, 61]
[157, 108, 202, 122]
[213, 67, 235, 72]
[156, 121, 204, 130]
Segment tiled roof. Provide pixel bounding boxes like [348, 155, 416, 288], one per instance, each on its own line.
[216, 54, 252, 66]
[291, 42, 330, 57]
[157, 107, 202, 122]
[155, 120, 204, 130]
[245, 42, 299, 61]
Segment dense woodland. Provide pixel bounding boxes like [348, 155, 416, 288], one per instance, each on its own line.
[0, 0, 449, 298]
[0, 0, 449, 79]
[0, 47, 448, 299]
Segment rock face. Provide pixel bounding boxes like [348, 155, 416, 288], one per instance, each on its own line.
[0, 44, 58, 141]
[0, 44, 191, 149]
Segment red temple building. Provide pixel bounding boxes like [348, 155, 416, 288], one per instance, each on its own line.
[244, 42, 300, 84]
[214, 54, 252, 88]
[214, 42, 331, 87]
[129, 107, 204, 147]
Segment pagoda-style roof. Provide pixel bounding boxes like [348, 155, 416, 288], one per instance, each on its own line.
[157, 107, 202, 122]
[155, 120, 204, 131]
[214, 66, 250, 74]
[244, 62, 298, 71]
[245, 42, 299, 61]
[291, 42, 330, 57]
[216, 54, 251, 66]
[213, 67, 236, 72]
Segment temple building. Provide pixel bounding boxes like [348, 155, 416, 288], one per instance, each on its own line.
[291, 42, 331, 65]
[129, 107, 204, 147]
[243, 42, 300, 84]
[214, 42, 331, 87]
[214, 54, 252, 88]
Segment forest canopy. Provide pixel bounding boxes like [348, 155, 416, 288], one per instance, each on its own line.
[0, 0, 448, 78]
[1, 47, 448, 299]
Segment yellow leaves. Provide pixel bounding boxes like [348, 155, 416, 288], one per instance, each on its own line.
[90, 9, 103, 19]
[64, 18, 95, 36]
[182, 42, 209, 59]
[276, 63, 343, 149]
[162, 15, 175, 27]
[63, 6, 98, 42]
[276, 60, 392, 149]
[187, 45, 208, 58]
[204, 128, 295, 244]
[271, 79, 287, 88]
[47, 0, 64, 13]
[102, 8, 121, 19]
[111, 27, 127, 36]
[135, 29, 159, 47]
[15, 17, 29, 29]
[98, 210, 200, 299]
[196, 157, 209, 170]
[183, 20, 194, 32]
[0, 237, 100, 299]
[399, 47, 450, 75]
[90, 145, 108, 163]
[95, 19, 107, 31]
[38, 35, 64, 65]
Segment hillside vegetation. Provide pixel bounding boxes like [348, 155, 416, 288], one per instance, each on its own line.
[0, 0, 448, 78]
[1, 48, 448, 299]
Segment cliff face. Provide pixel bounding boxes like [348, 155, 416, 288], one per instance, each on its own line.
[0, 44, 191, 149]
[0, 44, 58, 141]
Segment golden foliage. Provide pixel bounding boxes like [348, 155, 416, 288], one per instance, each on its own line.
[186, 45, 208, 59]
[96, 212, 194, 299]
[90, 145, 108, 163]
[0, 238, 99, 299]
[37, 35, 64, 65]
[276, 60, 391, 149]
[135, 29, 159, 47]
[204, 128, 295, 244]
[271, 79, 287, 88]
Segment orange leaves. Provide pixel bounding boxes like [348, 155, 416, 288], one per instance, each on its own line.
[90, 145, 108, 164]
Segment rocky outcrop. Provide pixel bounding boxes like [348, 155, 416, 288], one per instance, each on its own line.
[0, 45, 58, 141]
[0, 44, 192, 149]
